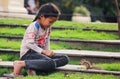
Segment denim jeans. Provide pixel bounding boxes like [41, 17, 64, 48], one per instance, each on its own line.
[21, 49, 69, 71]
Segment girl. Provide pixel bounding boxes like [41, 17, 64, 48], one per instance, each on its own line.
[4, 3, 69, 78]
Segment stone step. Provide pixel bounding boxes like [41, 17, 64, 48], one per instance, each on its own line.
[0, 61, 120, 75]
[54, 50, 120, 58]
[0, 49, 119, 58]
[54, 50, 120, 63]
[0, 49, 120, 63]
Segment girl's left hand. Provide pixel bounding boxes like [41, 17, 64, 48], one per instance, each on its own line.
[42, 50, 54, 57]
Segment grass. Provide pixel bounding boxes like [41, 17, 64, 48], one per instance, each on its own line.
[15, 72, 119, 79]
[0, 54, 19, 61]
[0, 18, 31, 25]
[0, 38, 81, 50]
[1, 53, 120, 71]
[96, 63, 120, 71]
[0, 18, 118, 30]
[0, 27, 119, 40]
[53, 20, 118, 30]
[0, 69, 119, 79]
[69, 60, 120, 71]
[0, 38, 21, 50]
[0, 54, 120, 79]
[0, 27, 25, 36]
[51, 30, 119, 40]
[0, 68, 13, 76]
[0, 38, 120, 52]
[0, 18, 119, 79]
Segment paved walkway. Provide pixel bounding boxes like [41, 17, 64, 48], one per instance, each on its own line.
[0, 12, 35, 19]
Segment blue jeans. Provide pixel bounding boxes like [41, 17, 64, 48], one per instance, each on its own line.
[21, 49, 69, 71]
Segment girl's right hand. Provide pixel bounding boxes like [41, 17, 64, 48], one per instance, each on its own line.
[42, 50, 54, 57]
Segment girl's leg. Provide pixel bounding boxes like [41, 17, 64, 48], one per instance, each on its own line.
[24, 59, 56, 71]
[12, 61, 26, 76]
[51, 54, 69, 67]
[3, 61, 25, 78]
[21, 50, 52, 75]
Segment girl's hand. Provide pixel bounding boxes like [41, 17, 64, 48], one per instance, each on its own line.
[42, 50, 54, 57]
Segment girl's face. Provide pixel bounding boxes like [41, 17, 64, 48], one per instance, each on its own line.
[39, 15, 57, 29]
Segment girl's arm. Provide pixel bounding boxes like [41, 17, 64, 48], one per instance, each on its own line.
[43, 35, 50, 50]
[24, 23, 43, 54]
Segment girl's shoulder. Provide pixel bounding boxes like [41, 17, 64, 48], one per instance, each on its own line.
[28, 21, 39, 29]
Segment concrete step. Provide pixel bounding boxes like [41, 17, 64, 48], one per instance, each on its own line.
[0, 49, 120, 63]
[54, 50, 120, 63]
[0, 61, 120, 75]
[54, 50, 120, 58]
[0, 49, 119, 58]
[0, 34, 120, 50]
[0, 77, 10, 79]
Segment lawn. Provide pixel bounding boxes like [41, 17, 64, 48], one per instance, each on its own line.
[15, 72, 119, 79]
[0, 18, 118, 30]
[0, 54, 120, 71]
[0, 27, 119, 40]
[0, 69, 119, 79]
[0, 18, 119, 79]
[0, 38, 120, 52]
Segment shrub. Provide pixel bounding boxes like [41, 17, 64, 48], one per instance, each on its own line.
[73, 5, 90, 16]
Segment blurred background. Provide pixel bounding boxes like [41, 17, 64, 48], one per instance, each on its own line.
[0, 0, 119, 22]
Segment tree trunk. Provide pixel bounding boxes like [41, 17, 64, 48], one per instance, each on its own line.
[114, 0, 120, 37]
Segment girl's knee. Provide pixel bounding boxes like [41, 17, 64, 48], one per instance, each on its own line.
[63, 55, 69, 63]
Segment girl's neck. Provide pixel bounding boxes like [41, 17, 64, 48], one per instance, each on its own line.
[36, 20, 46, 30]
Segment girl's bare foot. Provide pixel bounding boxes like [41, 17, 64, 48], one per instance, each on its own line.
[12, 61, 25, 76]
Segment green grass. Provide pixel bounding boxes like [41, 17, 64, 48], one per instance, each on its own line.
[1, 53, 120, 71]
[15, 72, 119, 79]
[0, 27, 25, 36]
[0, 54, 19, 61]
[0, 18, 118, 30]
[0, 68, 13, 76]
[0, 38, 120, 52]
[0, 18, 31, 24]
[96, 63, 120, 71]
[0, 53, 120, 79]
[53, 20, 118, 30]
[51, 30, 119, 40]
[0, 27, 119, 40]
[0, 69, 118, 79]
[0, 38, 80, 50]
[69, 60, 120, 71]
[0, 38, 21, 50]
[0, 18, 119, 79]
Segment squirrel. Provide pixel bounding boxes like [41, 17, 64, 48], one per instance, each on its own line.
[80, 59, 102, 70]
